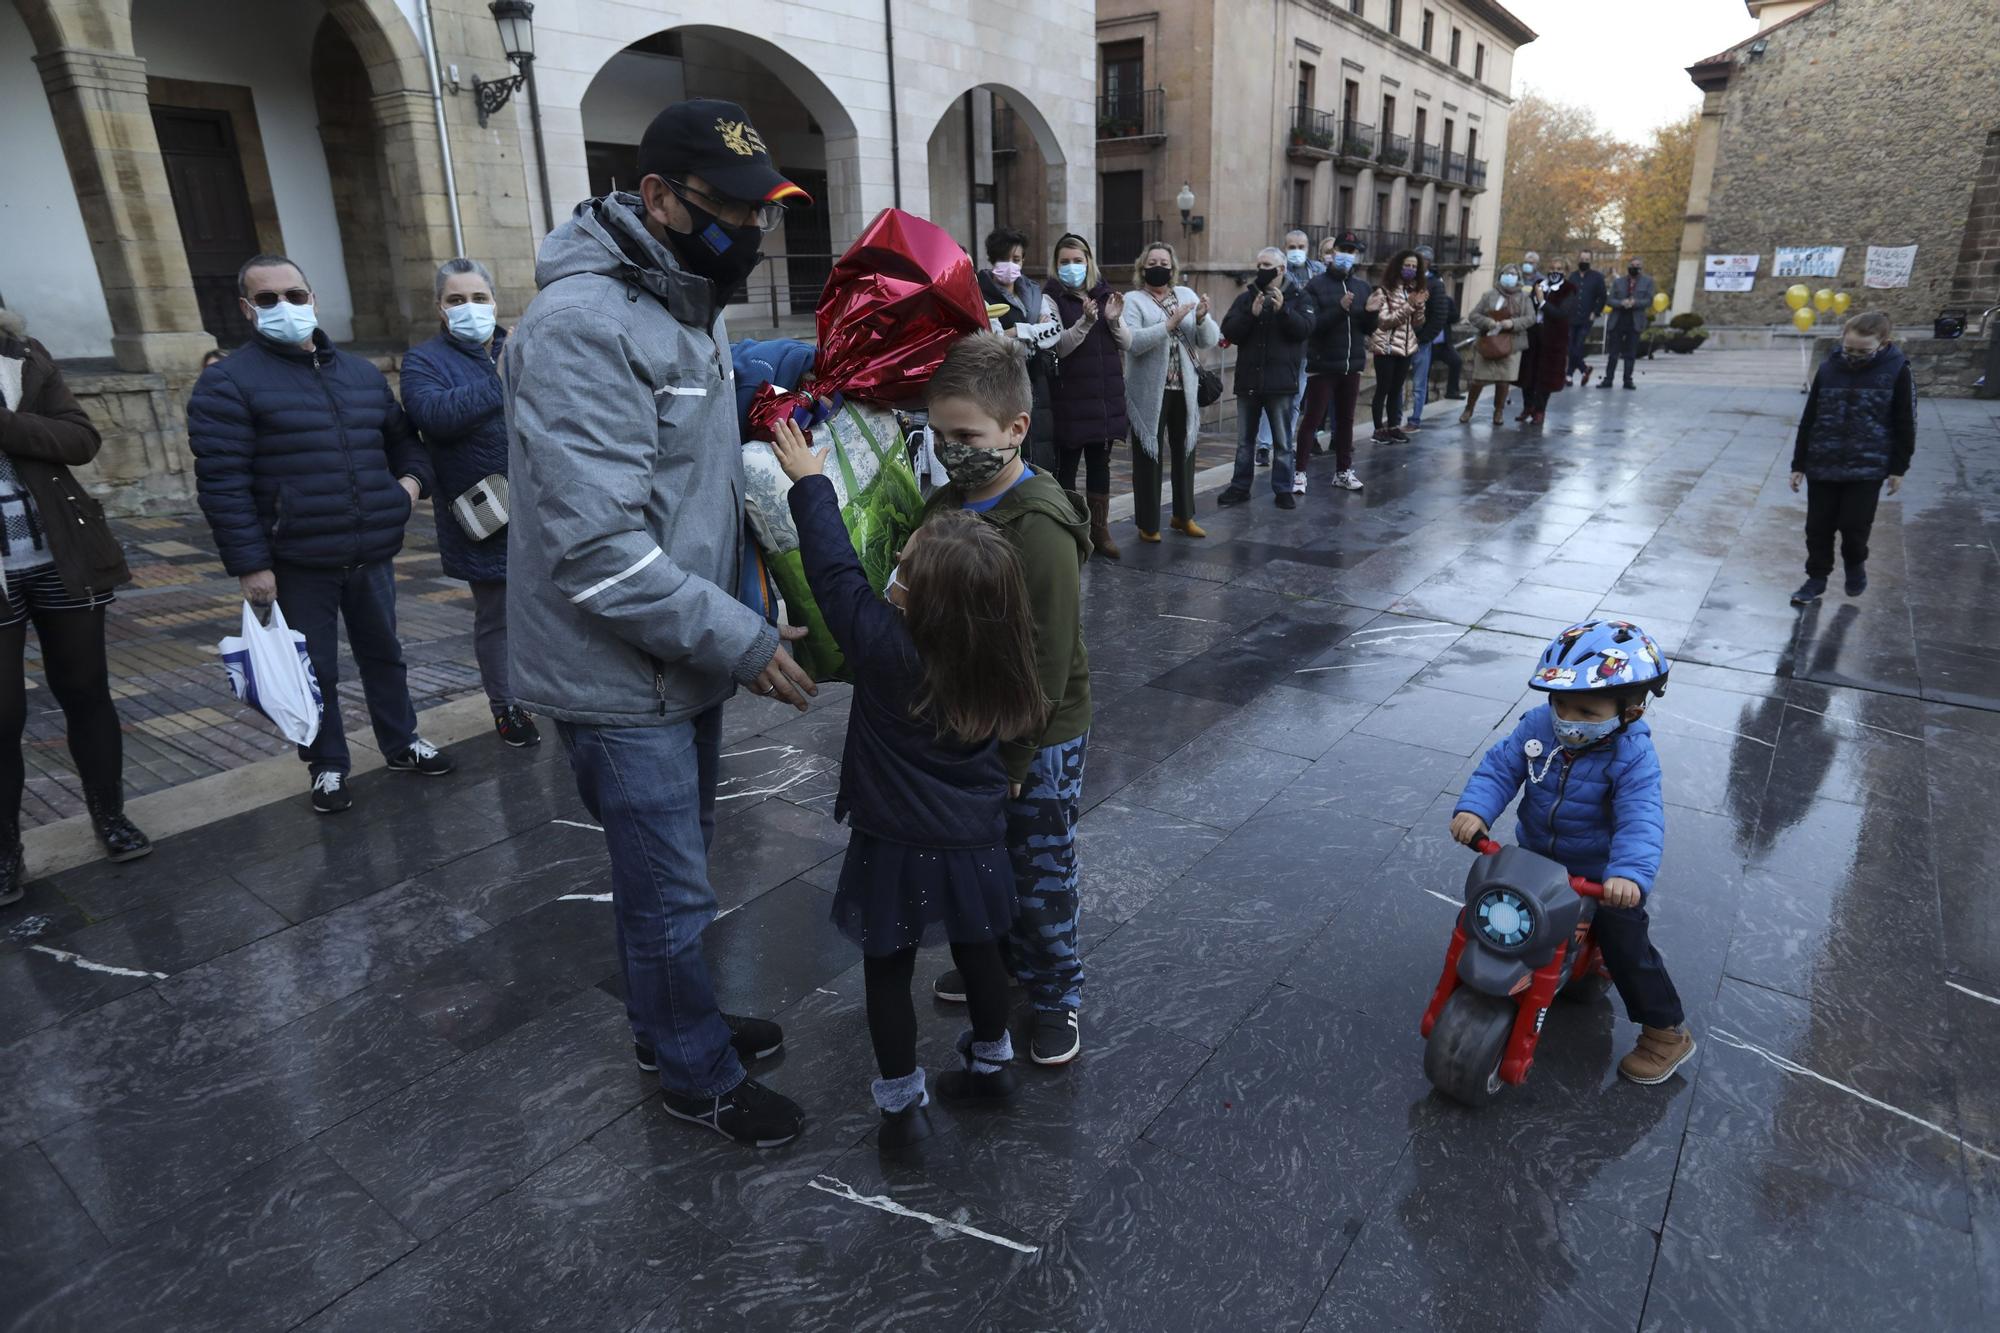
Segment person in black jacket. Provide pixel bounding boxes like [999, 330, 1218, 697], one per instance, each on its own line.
[772, 417, 1045, 1149]
[1218, 248, 1316, 510]
[1568, 249, 1609, 385]
[1405, 245, 1452, 430]
[188, 254, 448, 814]
[1787, 312, 1915, 605]
[0, 306, 151, 901]
[1300, 230, 1376, 492]
[976, 227, 1059, 473]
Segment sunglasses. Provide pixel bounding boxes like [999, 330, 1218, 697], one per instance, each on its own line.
[666, 179, 784, 233]
[248, 289, 312, 308]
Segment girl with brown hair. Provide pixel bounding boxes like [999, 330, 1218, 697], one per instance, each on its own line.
[772, 417, 1047, 1150]
[1365, 249, 1430, 444]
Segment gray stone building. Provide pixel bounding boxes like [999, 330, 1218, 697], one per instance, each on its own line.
[1674, 0, 2000, 347]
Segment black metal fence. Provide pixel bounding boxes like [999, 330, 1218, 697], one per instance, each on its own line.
[1098, 88, 1166, 141]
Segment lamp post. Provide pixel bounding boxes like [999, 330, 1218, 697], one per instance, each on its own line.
[1176, 182, 1204, 234]
[471, 0, 554, 233]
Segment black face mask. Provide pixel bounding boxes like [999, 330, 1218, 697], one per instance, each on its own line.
[1577, 261, 1591, 271]
[1628, 264, 1642, 275]
[1255, 268, 1277, 289]
[663, 190, 764, 294]
[1143, 265, 1174, 288]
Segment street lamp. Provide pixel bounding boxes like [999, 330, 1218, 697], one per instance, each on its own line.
[459, 0, 553, 232]
[1177, 182, 1204, 234]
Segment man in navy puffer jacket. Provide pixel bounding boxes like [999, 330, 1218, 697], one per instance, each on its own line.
[1450, 619, 1695, 1087]
[190, 254, 447, 814]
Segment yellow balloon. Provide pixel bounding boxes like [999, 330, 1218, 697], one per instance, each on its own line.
[1791, 307, 1817, 332]
[1651, 292, 1670, 313]
[1813, 288, 1834, 312]
[1832, 292, 1851, 315]
[1785, 284, 1810, 311]
[1603, 304, 1614, 315]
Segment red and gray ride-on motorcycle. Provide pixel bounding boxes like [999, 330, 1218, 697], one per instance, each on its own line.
[1420, 835, 1611, 1106]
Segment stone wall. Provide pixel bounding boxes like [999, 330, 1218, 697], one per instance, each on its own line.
[1952, 129, 2000, 309]
[1695, 0, 2000, 330]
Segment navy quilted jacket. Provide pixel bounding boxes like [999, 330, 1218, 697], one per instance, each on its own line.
[402, 329, 508, 583]
[189, 331, 431, 575]
[1454, 705, 1667, 895]
[1790, 345, 1916, 482]
[1043, 279, 1130, 449]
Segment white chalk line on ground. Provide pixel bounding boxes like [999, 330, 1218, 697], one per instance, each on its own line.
[1158, 614, 1221, 623]
[552, 818, 603, 832]
[1708, 1028, 1997, 1163]
[1656, 711, 1775, 748]
[1423, 889, 1461, 906]
[1781, 701, 1924, 743]
[557, 893, 613, 903]
[27, 945, 167, 980]
[806, 1175, 1039, 1254]
[1946, 980, 2000, 1008]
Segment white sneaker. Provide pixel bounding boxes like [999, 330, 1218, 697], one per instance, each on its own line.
[1335, 469, 1365, 491]
[1293, 472, 1308, 495]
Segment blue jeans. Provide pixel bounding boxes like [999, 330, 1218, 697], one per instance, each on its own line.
[1408, 341, 1436, 424]
[1257, 364, 1309, 449]
[272, 559, 417, 776]
[1232, 393, 1297, 496]
[1010, 732, 1088, 1012]
[557, 708, 745, 1098]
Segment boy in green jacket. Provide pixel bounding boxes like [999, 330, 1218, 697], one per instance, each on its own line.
[920, 333, 1094, 1066]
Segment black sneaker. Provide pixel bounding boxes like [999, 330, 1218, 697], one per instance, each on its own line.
[1845, 567, 1867, 596]
[310, 770, 353, 814]
[1255, 447, 1271, 468]
[84, 793, 152, 863]
[1274, 492, 1297, 510]
[1790, 576, 1827, 606]
[1215, 489, 1250, 508]
[635, 1013, 784, 1071]
[659, 1076, 803, 1148]
[0, 842, 22, 908]
[494, 706, 540, 748]
[1029, 1009, 1081, 1066]
[1623, 380, 1637, 390]
[932, 969, 968, 1004]
[385, 738, 454, 776]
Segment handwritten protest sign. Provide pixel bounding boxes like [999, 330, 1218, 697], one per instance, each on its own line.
[1863, 245, 1917, 289]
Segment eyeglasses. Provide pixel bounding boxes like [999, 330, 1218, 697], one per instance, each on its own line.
[248, 289, 312, 308]
[666, 179, 784, 233]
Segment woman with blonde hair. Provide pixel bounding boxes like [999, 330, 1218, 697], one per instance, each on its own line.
[1461, 262, 1537, 426]
[1120, 241, 1218, 541]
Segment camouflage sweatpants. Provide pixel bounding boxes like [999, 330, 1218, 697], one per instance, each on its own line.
[1007, 731, 1089, 1013]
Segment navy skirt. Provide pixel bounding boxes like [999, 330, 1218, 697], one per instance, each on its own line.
[832, 830, 1017, 957]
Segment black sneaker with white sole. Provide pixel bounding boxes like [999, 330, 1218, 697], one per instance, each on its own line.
[1029, 1009, 1081, 1066]
[385, 738, 454, 776]
[310, 770, 353, 814]
[932, 969, 968, 1004]
[635, 1013, 784, 1072]
[494, 706, 541, 748]
[659, 1076, 803, 1148]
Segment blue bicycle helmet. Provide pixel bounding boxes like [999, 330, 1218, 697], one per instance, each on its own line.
[1529, 620, 1670, 695]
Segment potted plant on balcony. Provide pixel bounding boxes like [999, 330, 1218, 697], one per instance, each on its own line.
[1291, 124, 1335, 151]
[1379, 142, 1410, 168]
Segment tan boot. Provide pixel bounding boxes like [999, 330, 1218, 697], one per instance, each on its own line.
[1086, 492, 1120, 560]
[1170, 516, 1207, 539]
[1618, 1025, 1696, 1085]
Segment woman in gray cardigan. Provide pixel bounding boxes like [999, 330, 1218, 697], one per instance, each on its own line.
[1121, 242, 1219, 541]
[1461, 262, 1538, 427]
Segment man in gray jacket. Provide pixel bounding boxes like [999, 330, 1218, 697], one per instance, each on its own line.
[1602, 258, 1658, 391]
[504, 100, 815, 1147]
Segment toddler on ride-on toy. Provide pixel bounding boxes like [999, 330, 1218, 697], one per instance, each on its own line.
[1449, 620, 1696, 1086]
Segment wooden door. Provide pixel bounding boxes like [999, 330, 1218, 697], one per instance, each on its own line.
[152, 105, 259, 346]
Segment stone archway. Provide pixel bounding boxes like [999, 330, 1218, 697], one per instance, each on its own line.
[923, 83, 1069, 273]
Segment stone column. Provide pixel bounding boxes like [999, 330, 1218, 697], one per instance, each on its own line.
[33, 45, 213, 373]
[370, 86, 460, 348]
[1674, 86, 1728, 319]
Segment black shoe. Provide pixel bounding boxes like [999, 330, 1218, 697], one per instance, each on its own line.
[1598, 379, 1614, 389]
[635, 1013, 784, 1072]
[936, 1064, 1021, 1101]
[1275, 492, 1297, 510]
[659, 1076, 803, 1148]
[878, 1102, 936, 1151]
[84, 792, 152, 863]
[1444, 392, 1464, 400]
[932, 969, 968, 1004]
[1845, 567, 1867, 596]
[1623, 380, 1637, 390]
[1255, 448, 1271, 468]
[1386, 427, 1410, 443]
[1791, 576, 1827, 606]
[0, 842, 22, 908]
[310, 770, 353, 814]
[1215, 489, 1250, 508]
[1029, 1009, 1081, 1066]
[494, 705, 540, 748]
[385, 738, 454, 776]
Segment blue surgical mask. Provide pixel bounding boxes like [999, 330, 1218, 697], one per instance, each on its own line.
[1058, 262, 1087, 288]
[444, 302, 496, 345]
[1331, 252, 1356, 273]
[1286, 248, 1308, 267]
[255, 300, 318, 345]
[1522, 263, 1537, 276]
[1500, 273, 1519, 290]
[1552, 713, 1622, 751]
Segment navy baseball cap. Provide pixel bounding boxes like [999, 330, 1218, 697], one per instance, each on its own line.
[1334, 230, 1364, 250]
[637, 99, 812, 207]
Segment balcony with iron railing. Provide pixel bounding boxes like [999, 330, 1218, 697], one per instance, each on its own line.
[1286, 105, 1338, 161]
[1338, 120, 1377, 163]
[1416, 142, 1441, 179]
[1466, 158, 1488, 191]
[1445, 151, 1467, 184]
[1432, 234, 1484, 266]
[1098, 88, 1166, 145]
[1098, 217, 1163, 267]
[1376, 132, 1412, 173]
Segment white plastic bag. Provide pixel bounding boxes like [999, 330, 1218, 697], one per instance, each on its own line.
[218, 600, 323, 746]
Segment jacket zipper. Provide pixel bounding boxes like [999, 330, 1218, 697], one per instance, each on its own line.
[1546, 753, 1574, 859]
[652, 658, 668, 716]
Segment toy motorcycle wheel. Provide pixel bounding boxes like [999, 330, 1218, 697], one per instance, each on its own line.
[1424, 990, 1515, 1107]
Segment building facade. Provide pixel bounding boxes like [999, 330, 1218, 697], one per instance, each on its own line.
[0, 0, 1097, 511]
[1076, 0, 1533, 304]
[1676, 0, 2000, 336]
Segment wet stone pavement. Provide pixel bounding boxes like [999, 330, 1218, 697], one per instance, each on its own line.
[4, 372, 1998, 1331]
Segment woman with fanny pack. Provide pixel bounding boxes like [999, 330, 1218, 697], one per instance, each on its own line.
[0, 305, 150, 904]
[401, 258, 537, 749]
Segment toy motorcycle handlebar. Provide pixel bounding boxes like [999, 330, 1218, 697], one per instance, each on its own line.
[1468, 834, 1605, 898]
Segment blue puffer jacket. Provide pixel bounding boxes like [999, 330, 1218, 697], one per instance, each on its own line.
[189, 330, 431, 575]
[402, 328, 509, 583]
[1454, 705, 1667, 895]
[1790, 345, 1916, 483]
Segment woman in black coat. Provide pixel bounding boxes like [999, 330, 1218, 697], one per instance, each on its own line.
[0, 306, 149, 899]
[401, 259, 537, 748]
